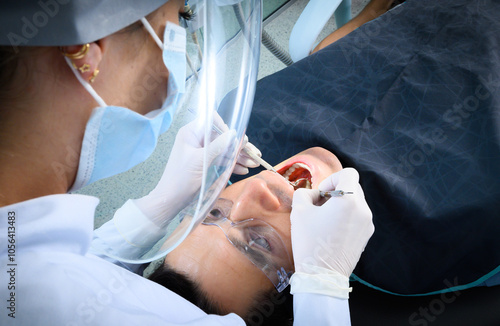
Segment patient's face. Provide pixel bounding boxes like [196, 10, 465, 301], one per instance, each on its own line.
[164, 147, 342, 315]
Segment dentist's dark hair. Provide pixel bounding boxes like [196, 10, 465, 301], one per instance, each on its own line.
[0, 46, 30, 104]
[148, 263, 293, 326]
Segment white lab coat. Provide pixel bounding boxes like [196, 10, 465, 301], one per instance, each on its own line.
[0, 194, 242, 326]
[0, 194, 350, 325]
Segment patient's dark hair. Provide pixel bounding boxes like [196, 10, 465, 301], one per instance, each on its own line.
[148, 263, 293, 326]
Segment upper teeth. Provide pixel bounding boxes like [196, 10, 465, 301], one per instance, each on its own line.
[282, 163, 311, 180]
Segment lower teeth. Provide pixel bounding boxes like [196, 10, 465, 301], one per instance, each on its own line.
[293, 179, 312, 190]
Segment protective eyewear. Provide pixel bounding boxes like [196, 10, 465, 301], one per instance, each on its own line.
[202, 198, 293, 292]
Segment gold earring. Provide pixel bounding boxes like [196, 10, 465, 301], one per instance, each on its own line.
[61, 43, 90, 60]
[89, 69, 100, 83]
[77, 64, 90, 73]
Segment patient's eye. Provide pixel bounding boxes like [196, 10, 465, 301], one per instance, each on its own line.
[248, 230, 271, 252]
[208, 208, 224, 220]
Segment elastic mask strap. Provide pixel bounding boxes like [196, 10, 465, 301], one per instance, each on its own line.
[65, 18, 160, 108]
[141, 18, 164, 50]
[64, 57, 107, 107]
[141, 16, 187, 95]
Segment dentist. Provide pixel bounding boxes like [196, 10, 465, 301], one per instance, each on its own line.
[0, 0, 373, 325]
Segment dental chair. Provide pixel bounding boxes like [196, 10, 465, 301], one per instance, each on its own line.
[262, 0, 352, 66]
[350, 282, 500, 326]
[288, 0, 351, 62]
[239, 0, 500, 324]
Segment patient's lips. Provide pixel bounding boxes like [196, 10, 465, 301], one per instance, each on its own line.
[278, 162, 313, 190]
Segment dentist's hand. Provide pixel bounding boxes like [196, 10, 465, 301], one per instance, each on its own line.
[133, 117, 236, 225]
[109, 117, 237, 253]
[234, 138, 261, 175]
[213, 114, 261, 175]
[289, 168, 374, 298]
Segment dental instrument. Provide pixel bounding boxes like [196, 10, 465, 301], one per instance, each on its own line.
[242, 146, 312, 191]
[208, 118, 278, 174]
[319, 190, 354, 198]
[242, 146, 278, 173]
[240, 151, 352, 195]
[208, 116, 334, 193]
[243, 145, 313, 192]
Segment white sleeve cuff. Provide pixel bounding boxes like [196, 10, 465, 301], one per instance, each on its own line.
[112, 199, 165, 248]
[290, 264, 352, 299]
[92, 199, 166, 259]
[293, 293, 351, 326]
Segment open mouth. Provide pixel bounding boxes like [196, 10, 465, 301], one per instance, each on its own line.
[277, 162, 313, 190]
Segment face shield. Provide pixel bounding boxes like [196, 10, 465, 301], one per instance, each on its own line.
[88, 0, 262, 263]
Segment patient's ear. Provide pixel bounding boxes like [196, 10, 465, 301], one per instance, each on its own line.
[60, 42, 103, 83]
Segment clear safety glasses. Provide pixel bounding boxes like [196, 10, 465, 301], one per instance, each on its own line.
[202, 198, 294, 292]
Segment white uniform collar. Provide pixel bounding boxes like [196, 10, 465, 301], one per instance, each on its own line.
[0, 194, 99, 254]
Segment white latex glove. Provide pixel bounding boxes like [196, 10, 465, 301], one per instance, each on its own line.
[215, 118, 261, 175]
[133, 117, 236, 225]
[289, 168, 374, 298]
[107, 114, 259, 254]
[232, 138, 261, 175]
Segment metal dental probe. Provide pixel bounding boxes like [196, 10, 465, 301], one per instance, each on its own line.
[209, 121, 292, 185]
[244, 148, 353, 195]
[244, 147, 354, 196]
[319, 190, 354, 198]
[242, 146, 278, 173]
[209, 121, 279, 173]
[242, 146, 299, 187]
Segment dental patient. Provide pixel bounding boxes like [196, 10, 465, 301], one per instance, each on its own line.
[149, 147, 344, 325]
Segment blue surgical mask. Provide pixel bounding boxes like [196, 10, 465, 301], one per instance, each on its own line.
[69, 20, 187, 191]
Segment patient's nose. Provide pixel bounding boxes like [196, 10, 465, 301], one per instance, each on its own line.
[230, 178, 281, 222]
